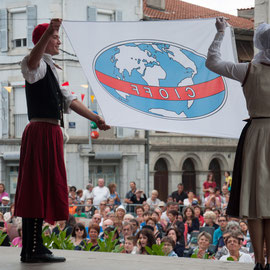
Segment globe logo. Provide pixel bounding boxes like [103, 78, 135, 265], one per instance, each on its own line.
[94, 40, 226, 120]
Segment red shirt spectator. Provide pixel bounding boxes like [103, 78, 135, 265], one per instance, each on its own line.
[203, 172, 216, 198]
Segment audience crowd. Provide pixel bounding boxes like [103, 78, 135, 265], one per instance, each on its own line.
[0, 174, 258, 263]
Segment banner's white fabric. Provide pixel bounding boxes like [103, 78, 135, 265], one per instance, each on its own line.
[63, 19, 248, 138]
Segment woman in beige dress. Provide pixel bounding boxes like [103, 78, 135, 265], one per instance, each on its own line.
[206, 17, 270, 270]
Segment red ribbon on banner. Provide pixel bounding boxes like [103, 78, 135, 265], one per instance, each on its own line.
[62, 81, 69, 86]
[95, 70, 224, 101]
[81, 93, 85, 101]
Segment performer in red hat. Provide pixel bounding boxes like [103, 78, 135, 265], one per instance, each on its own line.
[14, 18, 110, 263]
[206, 17, 270, 270]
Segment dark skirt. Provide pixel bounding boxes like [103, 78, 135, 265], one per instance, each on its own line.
[14, 122, 69, 224]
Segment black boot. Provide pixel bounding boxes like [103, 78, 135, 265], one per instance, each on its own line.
[21, 218, 66, 263]
[253, 263, 264, 270]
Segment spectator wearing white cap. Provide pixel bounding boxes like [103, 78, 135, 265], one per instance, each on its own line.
[0, 196, 10, 214]
[115, 205, 126, 222]
[0, 183, 9, 204]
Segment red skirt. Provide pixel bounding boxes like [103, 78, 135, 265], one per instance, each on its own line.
[14, 122, 69, 224]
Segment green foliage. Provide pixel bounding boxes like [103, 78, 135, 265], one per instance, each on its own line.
[145, 243, 165, 256]
[0, 230, 7, 246]
[82, 240, 98, 251]
[97, 229, 123, 253]
[227, 256, 235, 261]
[42, 225, 74, 250]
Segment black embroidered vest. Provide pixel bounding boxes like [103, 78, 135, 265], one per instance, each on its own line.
[25, 64, 64, 126]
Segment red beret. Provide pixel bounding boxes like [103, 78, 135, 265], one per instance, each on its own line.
[32, 23, 49, 45]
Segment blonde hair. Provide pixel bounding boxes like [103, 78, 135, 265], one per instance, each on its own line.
[198, 231, 212, 243]
[203, 210, 216, 221]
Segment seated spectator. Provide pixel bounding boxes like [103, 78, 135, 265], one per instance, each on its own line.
[98, 200, 107, 218]
[69, 186, 80, 204]
[11, 225, 22, 247]
[152, 210, 165, 233]
[204, 188, 221, 209]
[213, 215, 228, 246]
[130, 218, 140, 236]
[142, 202, 151, 212]
[161, 236, 178, 257]
[183, 206, 200, 235]
[171, 183, 187, 205]
[0, 212, 10, 246]
[52, 220, 73, 237]
[224, 171, 232, 191]
[166, 227, 185, 257]
[146, 190, 161, 208]
[80, 184, 93, 204]
[74, 206, 87, 218]
[191, 231, 213, 259]
[99, 219, 114, 240]
[167, 210, 185, 238]
[145, 217, 162, 241]
[108, 183, 121, 206]
[161, 202, 178, 223]
[115, 205, 126, 222]
[123, 214, 134, 223]
[87, 223, 100, 251]
[135, 206, 144, 224]
[76, 189, 83, 202]
[84, 198, 97, 218]
[68, 196, 77, 215]
[103, 226, 121, 246]
[124, 235, 137, 254]
[167, 196, 174, 203]
[121, 222, 133, 243]
[157, 201, 166, 213]
[136, 228, 156, 255]
[183, 191, 198, 207]
[140, 211, 153, 228]
[103, 206, 112, 220]
[203, 211, 219, 230]
[178, 213, 184, 223]
[194, 205, 204, 227]
[239, 220, 251, 248]
[4, 203, 21, 227]
[219, 232, 253, 263]
[0, 196, 10, 214]
[0, 183, 9, 204]
[203, 172, 216, 198]
[131, 190, 147, 205]
[71, 223, 87, 249]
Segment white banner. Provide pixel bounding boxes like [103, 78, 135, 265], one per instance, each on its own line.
[63, 19, 248, 138]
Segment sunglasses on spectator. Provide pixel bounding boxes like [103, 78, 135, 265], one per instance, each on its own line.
[75, 228, 84, 232]
[100, 203, 106, 206]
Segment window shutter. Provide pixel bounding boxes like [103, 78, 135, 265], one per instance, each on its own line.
[27, 5, 37, 49]
[1, 82, 9, 138]
[0, 9, 8, 52]
[87, 6, 97, 21]
[115, 10, 122, 21]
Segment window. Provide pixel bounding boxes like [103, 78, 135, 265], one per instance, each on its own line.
[12, 12, 27, 48]
[14, 87, 28, 137]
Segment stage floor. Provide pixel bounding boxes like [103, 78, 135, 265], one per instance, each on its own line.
[1, 247, 254, 270]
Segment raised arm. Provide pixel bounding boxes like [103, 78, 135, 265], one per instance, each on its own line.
[27, 19, 62, 70]
[205, 17, 249, 84]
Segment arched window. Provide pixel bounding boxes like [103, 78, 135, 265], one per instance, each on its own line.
[209, 158, 221, 189]
[182, 158, 196, 193]
[154, 158, 168, 202]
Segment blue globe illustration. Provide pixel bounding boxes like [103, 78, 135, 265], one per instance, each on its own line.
[94, 40, 226, 120]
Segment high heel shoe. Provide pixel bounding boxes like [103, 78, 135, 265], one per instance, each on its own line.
[264, 263, 270, 270]
[253, 263, 264, 270]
